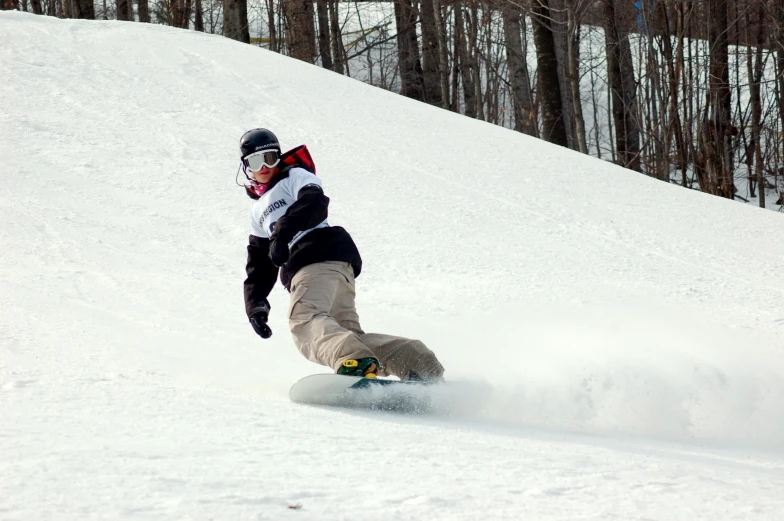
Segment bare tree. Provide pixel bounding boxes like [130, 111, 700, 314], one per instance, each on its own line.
[184, 0, 194, 27]
[482, 4, 505, 124]
[138, 0, 150, 22]
[501, 1, 537, 136]
[194, 0, 204, 30]
[549, 0, 577, 149]
[586, 27, 604, 157]
[637, 0, 666, 180]
[696, 0, 735, 198]
[115, 0, 129, 20]
[395, 0, 425, 100]
[316, 0, 333, 69]
[172, 0, 192, 27]
[454, 1, 477, 117]
[328, 0, 345, 73]
[603, 0, 640, 171]
[224, 0, 250, 43]
[776, 0, 784, 146]
[660, 0, 689, 186]
[64, 0, 94, 18]
[469, 1, 485, 120]
[267, 0, 279, 52]
[531, 0, 568, 146]
[565, 0, 587, 152]
[433, 0, 451, 109]
[283, 0, 316, 62]
[744, 1, 765, 207]
[419, 0, 443, 105]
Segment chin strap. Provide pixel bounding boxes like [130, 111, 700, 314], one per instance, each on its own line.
[236, 162, 263, 200]
[235, 162, 255, 184]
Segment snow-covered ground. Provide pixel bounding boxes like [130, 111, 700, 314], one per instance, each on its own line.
[2, 11, 784, 520]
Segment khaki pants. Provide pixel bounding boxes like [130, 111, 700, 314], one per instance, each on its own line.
[288, 261, 444, 380]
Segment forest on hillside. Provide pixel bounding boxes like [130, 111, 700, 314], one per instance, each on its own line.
[5, 0, 784, 210]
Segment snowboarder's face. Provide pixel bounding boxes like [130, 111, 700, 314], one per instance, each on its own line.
[251, 164, 278, 185]
[244, 149, 281, 185]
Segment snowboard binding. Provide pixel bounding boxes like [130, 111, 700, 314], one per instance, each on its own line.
[337, 357, 379, 379]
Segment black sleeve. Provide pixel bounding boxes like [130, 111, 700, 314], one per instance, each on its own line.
[269, 185, 329, 247]
[244, 235, 279, 317]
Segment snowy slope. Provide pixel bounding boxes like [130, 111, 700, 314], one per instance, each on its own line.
[2, 11, 784, 521]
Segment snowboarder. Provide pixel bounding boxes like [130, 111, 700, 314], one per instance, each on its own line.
[238, 128, 444, 381]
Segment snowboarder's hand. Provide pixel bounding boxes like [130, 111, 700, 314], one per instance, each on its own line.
[249, 302, 272, 339]
[250, 313, 272, 339]
[269, 238, 290, 267]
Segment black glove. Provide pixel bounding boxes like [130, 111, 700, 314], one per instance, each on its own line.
[249, 301, 272, 339]
[269, 238, 290, 267]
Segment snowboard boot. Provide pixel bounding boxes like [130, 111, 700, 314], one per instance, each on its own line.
[337, 357, 379, 379]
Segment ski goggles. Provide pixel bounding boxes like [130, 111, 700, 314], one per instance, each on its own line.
[243, 149, 281, 171]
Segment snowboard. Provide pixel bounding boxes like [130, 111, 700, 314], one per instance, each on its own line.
[289, 374, 434, 414]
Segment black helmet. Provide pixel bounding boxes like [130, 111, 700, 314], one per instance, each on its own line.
[239, 128, 280, 159]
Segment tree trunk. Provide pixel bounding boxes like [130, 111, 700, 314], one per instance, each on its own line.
[316, 0, 333, 69]
[394, 0, 424, 101]
[603, 0, 641, 171]
[551, 0, 576, 149]
[565, 1, 587, 152]
[30, 0, 42, 14]
[67, 0, 94, 17]
[531, 0, 568, 146]
[328, 0, 343, 72]
[194, 0, 203, 31]
[645, 0, 666, 181]
[454, 2, 476, 117]
[588, 34, 602, 157]
[267, 0, 278, 51]
[469, 2, 484, 120]
[501, 2, 536, 136]
[172, 0, 181, 25]
[1, 0, 19, 9]
[749, 2, 764, 208]
[776, 0, 784, 153]
[485, 15, 499, 123]
[138, 0, 149, 22]
[451, 17, 459, 111]
[224, 0, 250, 43]
[683, 3, 697, 188]
[660, 1, 687, 186]
[116, 0, 129, 20]
[182, 0, 193, 28]
[697, 0, 734, 198]
[433, 0, 451, 110]
[174, 0, 191, 27]
[419, 0, 443, 106]
[284, 0, 317, 62]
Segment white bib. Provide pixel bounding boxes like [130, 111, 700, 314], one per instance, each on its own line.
[250, 168, 328, 246]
